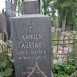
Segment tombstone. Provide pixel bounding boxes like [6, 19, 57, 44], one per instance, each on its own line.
[5, 0, 15, 40]
[0, 14, 8, 41]
[11, 0, 52, 77]
[5, 0, 13, 17]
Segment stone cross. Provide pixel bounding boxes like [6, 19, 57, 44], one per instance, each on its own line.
[23, 0, 40, 14]
[11, 0, 52, 77]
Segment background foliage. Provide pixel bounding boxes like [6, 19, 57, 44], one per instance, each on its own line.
[41, 0, 77, 30]
[0, 41, 14, 77]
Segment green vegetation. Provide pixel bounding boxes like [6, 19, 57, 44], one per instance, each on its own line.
[52, 52, 77, 77]
[0, 41, 14, 77]
[41, 0, 77, 31]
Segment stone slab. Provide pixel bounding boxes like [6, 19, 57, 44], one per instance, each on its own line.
[11, 14, 52, 77]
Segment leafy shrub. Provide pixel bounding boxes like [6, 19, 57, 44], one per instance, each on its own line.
[0, 40, 14, 77]
[52, 52, 77, 77]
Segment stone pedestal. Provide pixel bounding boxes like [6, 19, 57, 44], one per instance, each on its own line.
[11, 0, 52, 77]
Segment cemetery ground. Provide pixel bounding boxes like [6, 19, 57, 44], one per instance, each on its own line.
[0, 28, 77, 77]
[1, 0, 77, 77]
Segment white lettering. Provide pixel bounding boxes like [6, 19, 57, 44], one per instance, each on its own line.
[22, 34, 41, 40]
[29, 42, 34, 48]
[29, 26, 32, 32]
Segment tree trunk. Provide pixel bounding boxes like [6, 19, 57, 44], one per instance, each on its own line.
[58, 10, 62, 28]
[62, 9, 67, 31]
